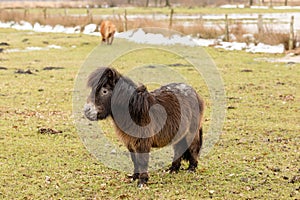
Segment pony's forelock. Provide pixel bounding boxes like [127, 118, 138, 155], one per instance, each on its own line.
[87, 67, 121, 90]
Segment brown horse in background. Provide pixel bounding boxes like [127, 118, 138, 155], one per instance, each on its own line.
[100, 20, 116, 45]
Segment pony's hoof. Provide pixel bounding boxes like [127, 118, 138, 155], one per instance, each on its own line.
[137, 178, 148, 188]
[127, 173, 139, 181]
[187, 166, 197, 173]
[137, 183, 149, 189]
[168, 166, 180, 174]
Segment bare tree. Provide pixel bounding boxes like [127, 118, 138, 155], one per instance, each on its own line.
[146, 0, 150, 7]
[128, 0, 135, 5]
[165, 0, 171, 7]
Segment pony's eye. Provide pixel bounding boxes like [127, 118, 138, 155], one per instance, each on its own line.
[101, 88, 108, 95]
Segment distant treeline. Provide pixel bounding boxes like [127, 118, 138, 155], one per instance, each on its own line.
[1, 0, 300, 9]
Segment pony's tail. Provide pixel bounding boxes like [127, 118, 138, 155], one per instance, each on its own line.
[199, 127, 203, 150]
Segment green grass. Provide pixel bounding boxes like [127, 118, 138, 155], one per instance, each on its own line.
[0, 28, 299, 199]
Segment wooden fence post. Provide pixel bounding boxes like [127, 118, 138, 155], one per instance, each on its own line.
[289, 15, 294, 50]
[43, 8, 47, 19]
[87, 7, 90, 16]
[24, 8, 29, 18]
[86, 7, 93, 23]
[257, 14, 263, 34]
[225, 14, 229, 42]
[124, 9, 128, 32]
[169, 8, 174, 29]
[90, 14, 93, 23]
[64, 8, 68, 16]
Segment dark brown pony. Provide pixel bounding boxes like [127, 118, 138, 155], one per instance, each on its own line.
[84, 67, 204, 187]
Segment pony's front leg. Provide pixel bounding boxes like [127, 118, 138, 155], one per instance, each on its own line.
[127, 145, 139, 181]
[109, 35, 114, 45]
[128, 151, 139, 181]
[135, 140, 151, 188]
[135, 152, 150, 188]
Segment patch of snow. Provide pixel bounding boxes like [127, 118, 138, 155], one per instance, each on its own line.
[215, 42, 247, 51]
[220, 4, 245, 9]
[273, 6, 300, 10]
[0, 21, 14, 28]
[246, 43, 285, 54]
[4, 45, 63, 53]
[5, 48, 22, 53]
[255, 55, 300, 63]
[12, 21, 33, 30]
[192, 38, 215, 47]
[171, 34, 196, 46]
[26, 46, 44, 51]
[5, 47, 42, 53]
[33, 23, 53, 32]
[67, 26, 81, 34]
[115, 28, 196, 46]
[53, 25, 65, 33]
[48, 45, 62, 49]
[83, 24, 97, 34]
[275, 54, 300, 63]
[115, 30, 135, 38]
[250, 6, 269, 9]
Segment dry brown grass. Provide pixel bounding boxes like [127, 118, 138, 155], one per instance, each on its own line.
[0, 9, 103, 28]
[255, 25, 298, 50]
[172, 20, 223, 39]
[0, 1, 97, 9]
[256, 32, 291, 49]
[230, 22, 247, 41]
[1, 8, 298, 49]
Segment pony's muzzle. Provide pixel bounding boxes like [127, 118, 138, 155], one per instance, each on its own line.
[84, 103, 98, 121]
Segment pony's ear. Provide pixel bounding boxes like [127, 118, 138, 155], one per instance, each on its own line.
[106, 68, 114, 78]
[136, 84, 147, 94]
[105, 68, 119, 86]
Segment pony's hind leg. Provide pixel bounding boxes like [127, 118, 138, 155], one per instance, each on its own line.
[169, 139, 188, 173]
[180, 142, 198, 172]
[186, 128, 203, 172]
[185, 149, 198, 172]
[169, 157, 182, 173]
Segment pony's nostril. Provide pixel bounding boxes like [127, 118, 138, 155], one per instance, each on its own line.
[84, 104, 91, 112]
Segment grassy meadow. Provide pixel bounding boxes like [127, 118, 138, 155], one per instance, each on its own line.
[0, 27, 299, 199]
